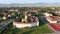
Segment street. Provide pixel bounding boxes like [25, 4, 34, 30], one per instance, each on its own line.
[0, 19, 13, 30]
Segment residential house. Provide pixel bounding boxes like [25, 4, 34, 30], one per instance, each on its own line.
[43, 12, 53, 17]
[46, 16, 60, 23]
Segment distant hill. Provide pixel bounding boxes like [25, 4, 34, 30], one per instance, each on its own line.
[0, 3, 60, 7]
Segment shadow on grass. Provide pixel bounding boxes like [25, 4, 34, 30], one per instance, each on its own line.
[21, 30, 35, 34]
[10, 28, 22, 34]
[38, 16, 49, 26]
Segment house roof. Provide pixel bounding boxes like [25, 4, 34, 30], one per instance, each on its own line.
[47, 16, 60, 21]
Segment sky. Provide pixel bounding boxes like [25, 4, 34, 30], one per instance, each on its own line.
[0, 0, 60, 4]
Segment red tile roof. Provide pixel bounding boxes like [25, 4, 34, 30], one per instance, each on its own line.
[47, 16, 60, 21]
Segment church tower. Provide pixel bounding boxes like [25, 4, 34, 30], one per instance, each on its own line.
[22, 11, 28, 22]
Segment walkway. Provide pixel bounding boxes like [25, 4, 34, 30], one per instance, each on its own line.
[46, 24, 60, 34]
[0, 19, 13, 30]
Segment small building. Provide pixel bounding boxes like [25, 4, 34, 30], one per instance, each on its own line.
[2, 16, 6, 20]
[8, 14, 12, 18]
[2, 13, 7, 20]
[55, 11, 60, 14]
[43, 12, 53, 17]
[9, 9, 18, 12]
[46, 16, 60, 23]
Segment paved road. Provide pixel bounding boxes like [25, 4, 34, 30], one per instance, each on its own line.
[0, 19, 13, 30]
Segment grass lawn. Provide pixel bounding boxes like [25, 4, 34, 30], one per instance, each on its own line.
[6, 25, 53, 34]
